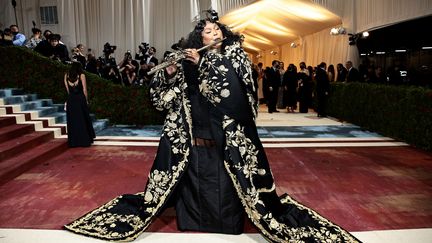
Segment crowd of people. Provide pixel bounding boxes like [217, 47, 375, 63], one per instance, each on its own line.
[0, 24, 160, 87]
[1, 23, 429, 109]
[250, 56, 427, 117]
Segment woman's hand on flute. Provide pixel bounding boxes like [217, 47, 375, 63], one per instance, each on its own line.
[184, 48, 200, 65]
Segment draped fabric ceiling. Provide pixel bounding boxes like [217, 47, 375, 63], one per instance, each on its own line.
[1, 0, 431, 68]
[220, 0, 342, 54]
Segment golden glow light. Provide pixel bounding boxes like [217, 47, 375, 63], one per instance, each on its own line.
[221, 0, 342, 52]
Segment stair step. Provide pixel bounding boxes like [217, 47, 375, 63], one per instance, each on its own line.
[0, 88, 24, 98]
[0, 131, 54, 162]
[0, 117, 16, 128]
[3, 94, 38, 105]
[45, 112, 67, 124]
[0, 138, 68, 185]
[32, 118, 67, 135]
[0, 123, 35, 143]
[19, 99, 55, 111]
[33, 106, 59, 117]
[93, 119, 109, 133]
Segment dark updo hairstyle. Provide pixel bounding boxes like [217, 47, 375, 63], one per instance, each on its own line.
[68, 62, 83, 82]
[185, 18, 241, 54]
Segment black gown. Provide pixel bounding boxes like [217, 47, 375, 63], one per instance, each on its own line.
[66, 75, 95, 147]
[64, 43, 361, 243]
[174, 62, 244, 234]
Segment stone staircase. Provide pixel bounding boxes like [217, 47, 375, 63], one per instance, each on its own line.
[0, 88, 109, 185]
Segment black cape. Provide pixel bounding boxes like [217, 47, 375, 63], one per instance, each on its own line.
[65, 42, 361, 243]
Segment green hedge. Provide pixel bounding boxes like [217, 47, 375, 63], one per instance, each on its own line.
[328, 82, 432, 151]
[2, 47, 431, 150]
[0, 46, 164, 125]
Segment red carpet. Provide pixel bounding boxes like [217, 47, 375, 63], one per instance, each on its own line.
[0, 145, 431, 232]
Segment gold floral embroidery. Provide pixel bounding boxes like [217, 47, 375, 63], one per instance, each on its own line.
[223, 116, 360, 243]
[66, 43, 359, 243]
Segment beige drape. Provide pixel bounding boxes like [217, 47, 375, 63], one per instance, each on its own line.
[1, 0, 430, 66]
[259, 0, 432, 68]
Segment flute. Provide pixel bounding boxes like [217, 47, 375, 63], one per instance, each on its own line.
[147, 37, 226, 75]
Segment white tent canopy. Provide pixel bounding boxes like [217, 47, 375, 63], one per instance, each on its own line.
[1, 0, 431, 68]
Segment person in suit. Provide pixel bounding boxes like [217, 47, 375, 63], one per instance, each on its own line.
[345, 61, 360, 82]
[315, 62, 330, 117]
[145, 47, 159, 65]
[266, 60, 281, 113]
[336, 63, 347, 82]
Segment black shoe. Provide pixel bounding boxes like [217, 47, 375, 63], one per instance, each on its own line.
[274, 110, 280, 113]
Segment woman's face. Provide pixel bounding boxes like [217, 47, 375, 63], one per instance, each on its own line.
[201, 21, 223, 49]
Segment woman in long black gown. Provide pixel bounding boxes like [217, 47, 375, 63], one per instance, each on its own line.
[65, 14, 361, 243]
[64, 62, 95, 147]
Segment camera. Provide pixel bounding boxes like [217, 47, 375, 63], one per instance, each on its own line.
[136, 42, 150, 61]
[103, 42, 117, 55]
[139, 42, 149, 52]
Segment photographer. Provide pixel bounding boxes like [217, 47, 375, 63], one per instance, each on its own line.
[145, 46, 158, 65]
[98, 42, 120, 84]
[118, 51, 139, 86]
[135, 42, 149, 61]
[45, 34, 70, 63]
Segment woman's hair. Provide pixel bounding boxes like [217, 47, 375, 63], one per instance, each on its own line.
[68, 62, 83, 81]
[185, 18, 241, 53]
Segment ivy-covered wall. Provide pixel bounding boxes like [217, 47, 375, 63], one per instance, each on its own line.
[2, 46, 432, 151]
[328, 82, 432, 151]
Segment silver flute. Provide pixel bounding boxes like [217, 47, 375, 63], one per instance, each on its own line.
[147, 37, 226, 75]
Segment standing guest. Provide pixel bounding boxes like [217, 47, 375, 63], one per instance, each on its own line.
[85, 53, 99, 75]
[346, 60, 360, 82]
[336, 63, 347, 82]
[297, 62, 312, 113]
[10, 25, 26, 46]
[267, 60, 281, 113]
[72, 44, 87, 68]
[327, 64, 336, 82]
[24, 28, 42, 49]
[262, 66, 271, 106]
[65, 11, 360, 243]
[375, 66, 387, 84]
[277, 61, 286, 109]
[315, 62, 330, 117]
[257, 62, 265, 104]
[251, 63, 259, 102]
[282, 63, 298, 112]
[63, 62, 95, 147]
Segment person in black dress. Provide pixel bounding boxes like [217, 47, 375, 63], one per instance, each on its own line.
[64, 62, 95, 147]
[65, 13, 361, 243]
[297, 62, 312, 113]
[282, 63, 298, 112]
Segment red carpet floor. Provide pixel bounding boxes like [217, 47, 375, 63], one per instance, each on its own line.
[0, 145, 432, 233]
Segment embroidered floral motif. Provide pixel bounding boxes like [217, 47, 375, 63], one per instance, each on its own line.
[144, 170, 172, 205]
[223, 116, 360, 243]
[199, 55, 231, 104]
[65, 42, 359, 243]
[198, 42, 257, 119]
[224, 42, 258, 118]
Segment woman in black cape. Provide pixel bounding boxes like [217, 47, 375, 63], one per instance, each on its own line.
[65, 14, 360, 243]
